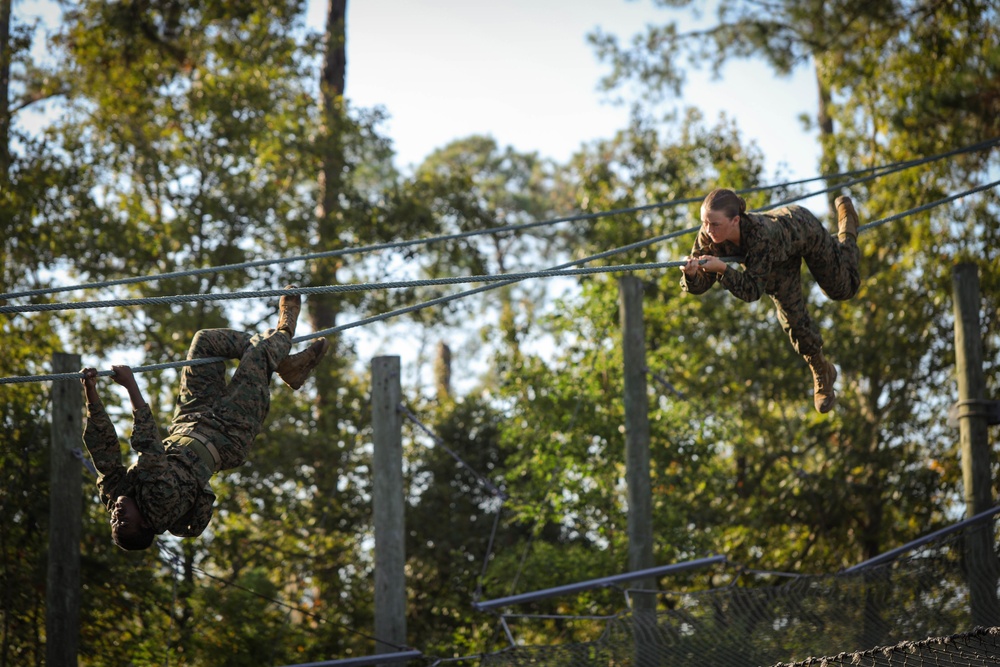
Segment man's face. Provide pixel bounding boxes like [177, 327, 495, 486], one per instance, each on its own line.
[111, 495, 144, 533]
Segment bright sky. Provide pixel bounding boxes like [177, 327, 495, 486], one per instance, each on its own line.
[323, 0, 821, 179]
[16, 0, 821, 180]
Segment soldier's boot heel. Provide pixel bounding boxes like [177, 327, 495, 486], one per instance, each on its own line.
[278, 339, 330, 390]
[835, 196, 859, 243]
[277, 285, 301, 338]
[806, 352, 838, 414]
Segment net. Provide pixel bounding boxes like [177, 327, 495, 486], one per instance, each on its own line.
[773, 627, 1000, 666]
[477, 518, 1000, 667]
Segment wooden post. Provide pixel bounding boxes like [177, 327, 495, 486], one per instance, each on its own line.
[434, 341, 452, 402]
[372, 356, 406, 659]
[952, 262, 999, 626]
[619, 277, 656, 628]
[47, 352, 82, 667]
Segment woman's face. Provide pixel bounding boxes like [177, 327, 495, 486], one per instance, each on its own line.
[700, 207, 740, 244]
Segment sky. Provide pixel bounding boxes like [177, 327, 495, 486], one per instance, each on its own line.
[15, 0, 823, 186]
[324, 0, 822, 178]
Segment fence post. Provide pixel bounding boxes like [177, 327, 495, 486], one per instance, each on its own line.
[620, 277, 657, 665]
[47, 352, 82, 667]
[372, 356, 407, 660]
[952, 263, 999, 627]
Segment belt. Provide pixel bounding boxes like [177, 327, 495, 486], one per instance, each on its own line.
[176, 433, 221, 473]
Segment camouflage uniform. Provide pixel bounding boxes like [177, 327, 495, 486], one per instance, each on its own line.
[82, 328, 291, 537]
[680, 205, 860, 358]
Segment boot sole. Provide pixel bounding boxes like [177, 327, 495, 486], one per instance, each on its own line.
[816, 364, 838, 413]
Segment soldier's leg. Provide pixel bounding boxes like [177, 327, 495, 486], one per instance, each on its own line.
[770, 271, 838, 413]
[769, 273, 824, 358]
[172, 329, 253, 422]
[211, 329, 292, 470]
[796, 207, 860, 301]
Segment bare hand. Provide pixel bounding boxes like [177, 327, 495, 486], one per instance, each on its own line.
[80, 367, 98, 388]
[682, 256, 725, 277]
[110, 365, 148, 410]
[110, 365, 137, 389]
[80, 367, 102, 404]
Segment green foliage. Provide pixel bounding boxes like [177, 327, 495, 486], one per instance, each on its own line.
[402, 395, 507, 656]
[4, 0, 1000, 663]
[0, 323, 59, 666]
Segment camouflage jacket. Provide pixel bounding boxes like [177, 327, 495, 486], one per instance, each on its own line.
[680, 208, 808, 302]
[83, 402, 216, 537]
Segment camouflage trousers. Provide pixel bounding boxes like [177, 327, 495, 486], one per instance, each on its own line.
[168, 328, 291, 470]
[769, 206, 860, 358]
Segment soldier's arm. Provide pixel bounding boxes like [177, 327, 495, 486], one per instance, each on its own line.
[80, 368, 127, 507]
[716, 266, 763, 302]
[111, 365, 147, 412]
[717, 239, 774, 302]
[130, 404, 166, 455]
[680, 231, 722, 295]
[109, 365, 158, 448]
[110, 368, 173, 496]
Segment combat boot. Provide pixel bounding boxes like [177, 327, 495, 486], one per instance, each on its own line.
[277, 285, 301, 338]
[805, 351, 838, 413]
[835, 195, 859, 243]
[278, 339, 330, 390]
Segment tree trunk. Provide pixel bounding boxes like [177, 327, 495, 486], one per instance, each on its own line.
[435, 341, 452, 402]
[814, 57, 840, 220]
[1, 0, 12, 179]
[310, 0, 348, 408]
[308, 1, 352, 625]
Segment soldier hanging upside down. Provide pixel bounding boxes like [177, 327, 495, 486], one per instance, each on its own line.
[680, 189, 861, 413]
[80, 287, 329, 551]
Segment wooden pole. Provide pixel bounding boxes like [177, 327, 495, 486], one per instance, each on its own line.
[619, 277, 656, 627]
[952, 262, 999, 626]
[372, 356, 406, 659]
[46, 352, 82, 667]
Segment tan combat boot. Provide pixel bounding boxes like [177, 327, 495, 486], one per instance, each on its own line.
[805, 351, 838, 413]
[277, 285, 301, 338]
[835, 195, 859, 243]
[278, 339, 330, 390]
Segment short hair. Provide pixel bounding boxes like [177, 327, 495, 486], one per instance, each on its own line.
[702, 188, 746, 219]
[112, 522, 156, 551]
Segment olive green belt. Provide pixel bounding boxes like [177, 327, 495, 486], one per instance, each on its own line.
[175, 434, 221, 473]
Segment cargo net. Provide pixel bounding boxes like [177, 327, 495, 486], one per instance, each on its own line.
[772, 627, 1000, 666]
[477, 519, 1000, 667]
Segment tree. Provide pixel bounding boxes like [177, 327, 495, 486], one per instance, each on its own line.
[408, 136, 560, 351]
[403, 394, 508, 657]
[1, 1, 393, 663]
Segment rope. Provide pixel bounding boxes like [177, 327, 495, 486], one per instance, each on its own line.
[0, 195, 694, 302]
[0, 261, 713, 316]
[8, 171, 999, 319]
[857, 177, 1000, 232]
[2, 135, 996, 303]
[3, 177, 996, 386]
